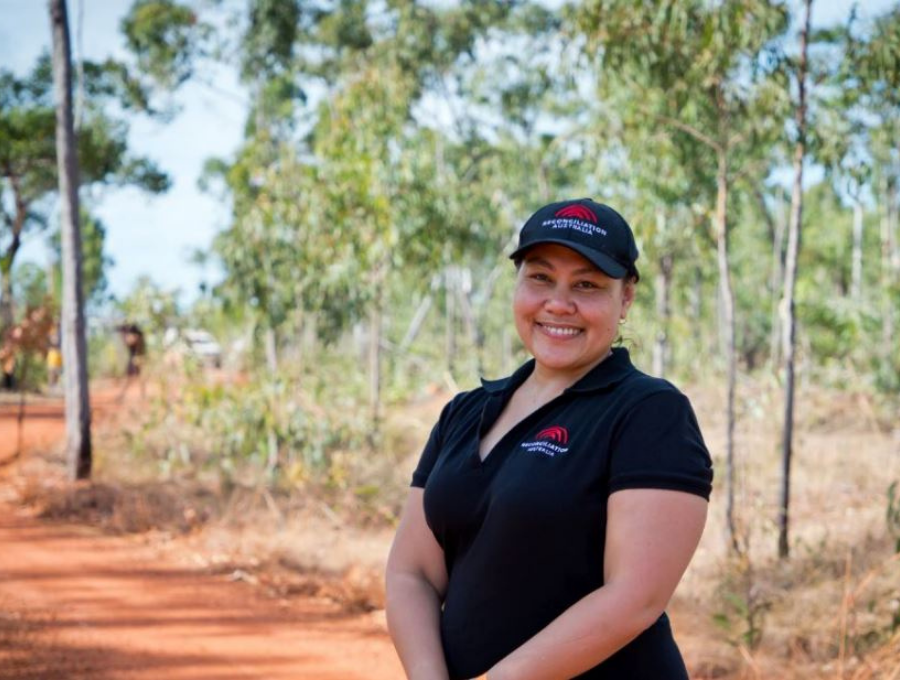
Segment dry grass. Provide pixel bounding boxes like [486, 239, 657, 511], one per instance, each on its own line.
[5, 372, 899, 678]
[677, 376, 900, 679]
[156, 487, 395, 612]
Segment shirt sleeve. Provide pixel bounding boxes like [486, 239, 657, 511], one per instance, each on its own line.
[411, 396, 457, 488]
[608, 389, 713, 500]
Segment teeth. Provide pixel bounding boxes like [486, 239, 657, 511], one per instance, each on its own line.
[540, 324, 581, 337]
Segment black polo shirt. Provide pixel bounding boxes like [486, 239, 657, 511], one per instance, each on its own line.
[412, 348, 713, 679]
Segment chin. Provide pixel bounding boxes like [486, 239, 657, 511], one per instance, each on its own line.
[531, 344, 609, 373]
[532, 352, 585, 372]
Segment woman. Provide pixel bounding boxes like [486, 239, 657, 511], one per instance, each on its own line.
[386, 198, 713, 679]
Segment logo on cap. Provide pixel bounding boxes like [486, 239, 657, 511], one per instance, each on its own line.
[555, 205, 597, 224]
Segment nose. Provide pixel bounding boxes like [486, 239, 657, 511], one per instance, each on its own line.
[543, 288, 576, 315]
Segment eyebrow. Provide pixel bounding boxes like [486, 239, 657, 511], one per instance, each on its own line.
[525, 256, 604, 277]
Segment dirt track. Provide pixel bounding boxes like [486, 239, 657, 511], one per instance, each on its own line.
[0, 389, 403, 679]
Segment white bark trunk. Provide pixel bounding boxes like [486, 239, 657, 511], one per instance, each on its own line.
[778, 0, 812, 561]
[50, 0, 92, 480]
[881, 179, 896, 365]
[444, 268, 456, 375]
[851, 201, 864, 302]
[769, 187, 787, 368]
[716, 150, 739, 556]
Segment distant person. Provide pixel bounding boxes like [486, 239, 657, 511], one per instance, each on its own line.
[1, 306, 53, 391]
[46, 343, 62, 388]
[1, 352, 15, 390]
[117, 323, 146, 400]
[386, 198, 713, 679]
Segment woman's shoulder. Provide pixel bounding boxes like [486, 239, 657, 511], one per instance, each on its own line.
[621, 367, 684, 398]
[434, 385, 491, 424]
[610, 366, 699, 419]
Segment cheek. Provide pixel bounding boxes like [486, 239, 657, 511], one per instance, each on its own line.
[586, 303, 621, 336]
[512, 287, 528, 323]
[512, 284, 538, 332]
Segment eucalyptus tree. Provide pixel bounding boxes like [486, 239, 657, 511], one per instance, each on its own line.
[189, 0, 529, 457]
[578, 78, 716, 378]
[0, 56, 168, 332]
[302, 0, 528, 429]
[569, 0, 790, 553]
[121, 0, 205, 92]
[49, 0, 91, 480]
[842, 5, 900, 387]
[778, 0, 813, 560]
[437, 3, 600, 376]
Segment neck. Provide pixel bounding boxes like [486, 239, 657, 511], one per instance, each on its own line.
[527, 348, 614, 395]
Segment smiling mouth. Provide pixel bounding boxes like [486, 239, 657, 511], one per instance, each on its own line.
[537, 322, 583, 338]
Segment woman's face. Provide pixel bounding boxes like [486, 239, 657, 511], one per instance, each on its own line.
[513, 243, 635, 381]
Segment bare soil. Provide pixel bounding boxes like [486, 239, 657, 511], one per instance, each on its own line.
[2, 379, 898, 679]
[0, 386, 402, 680]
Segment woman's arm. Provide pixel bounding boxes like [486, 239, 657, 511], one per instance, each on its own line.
[386, 488, 450, 680]
[488, 488, 708, 680]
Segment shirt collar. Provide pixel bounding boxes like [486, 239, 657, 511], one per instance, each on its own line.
[480, 347, 635, 395]
[480, 358, 535, 394]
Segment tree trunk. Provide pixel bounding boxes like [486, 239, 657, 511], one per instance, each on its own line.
[0, 178, 28, 333]
[445, 267, 457, 376]
[778, 0, 811, 560]
[49, 0, 91, 481]
[399, 293, 433, 352]
[368, 270, 386, 444]
[653, 250, 673, 378]
[0, 269, 14, 333]
[716, 149, 739, 555]
[474, 245, 515, 377]
[851, 201, 864, 302]
[652, 209, 670, 377]
[264, 327, 278, 372]
[769, 186, 787, 368]
[457, 268, 477, 365]
[881, 176, 898, 371]
[689, 266, 704, 375]
[264, 327, 279, 479]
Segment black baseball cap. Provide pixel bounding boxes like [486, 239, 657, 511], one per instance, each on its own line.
[510, 198, 640, 280]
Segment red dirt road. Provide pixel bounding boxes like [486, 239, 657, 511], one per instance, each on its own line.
[0, 391, 403, 680]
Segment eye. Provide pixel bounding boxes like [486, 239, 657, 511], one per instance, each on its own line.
[528, 272, 551, 282]
[575, 280, 600, 290]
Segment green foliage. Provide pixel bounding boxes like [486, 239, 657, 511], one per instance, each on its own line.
[10, 263, 49, 314]
[121, 0, 207, 89]
[240, 0, 301, 81]
[132, 354, 377, 492]
[46, 208, 113, 307]
[160, 0, 900, 413]
[115, 276, 180, 337]
[713, 555, 773, 650]
[0, 53, 170, 325]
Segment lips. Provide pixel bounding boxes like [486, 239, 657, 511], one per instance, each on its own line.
[537, 322, 583, 338]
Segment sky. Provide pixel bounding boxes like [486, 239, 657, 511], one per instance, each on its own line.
[0, 0, 897, 307]
[1, 0, 247, 306]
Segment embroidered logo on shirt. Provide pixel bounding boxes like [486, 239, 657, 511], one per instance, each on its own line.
[521, 425, 570, 457]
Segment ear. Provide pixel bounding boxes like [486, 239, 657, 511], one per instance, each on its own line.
[620, 279, 636, 318]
